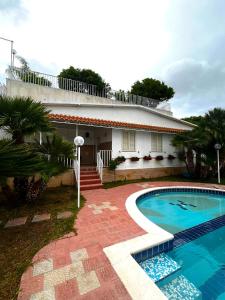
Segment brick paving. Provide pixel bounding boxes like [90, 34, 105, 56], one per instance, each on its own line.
[18, 181, 225, 299]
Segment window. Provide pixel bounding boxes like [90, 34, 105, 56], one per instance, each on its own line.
[151, 133, 163, 152]
[122, 131, 135, 151]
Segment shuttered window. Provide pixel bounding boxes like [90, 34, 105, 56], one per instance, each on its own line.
[122, 131, 135, 151]
[151, 133, 163, 152]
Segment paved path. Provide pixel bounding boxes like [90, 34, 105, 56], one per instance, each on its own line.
[18, 182, 225, 299]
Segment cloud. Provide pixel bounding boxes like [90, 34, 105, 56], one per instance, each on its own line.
[163, 58, 225, 117]
[0, 0, 27, 23]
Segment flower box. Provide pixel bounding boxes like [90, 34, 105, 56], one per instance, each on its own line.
[155, 155, 164, 161]
[143, 155, 152, 161]
[130, 156, 140, 162]
[168, 154, 176, 160]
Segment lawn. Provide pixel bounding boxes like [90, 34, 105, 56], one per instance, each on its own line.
[0, 186, 84, 300]
[103, 175, 225, 189]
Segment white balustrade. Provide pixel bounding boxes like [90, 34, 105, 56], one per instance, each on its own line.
[96, 152, 103, 181]
[99, 150, 112, 167]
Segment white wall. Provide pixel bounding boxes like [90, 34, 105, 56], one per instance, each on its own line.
[112, 128, 183, 170]
[7, 80, 193, 131]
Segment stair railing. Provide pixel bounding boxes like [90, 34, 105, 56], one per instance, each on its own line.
[96, 151, 103, 181]
[99, 150, 112, 167]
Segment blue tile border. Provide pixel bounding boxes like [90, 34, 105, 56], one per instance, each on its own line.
[133, 214, 225, 263]
[173, 214, 225, 248]
[132, 239, 174, 263]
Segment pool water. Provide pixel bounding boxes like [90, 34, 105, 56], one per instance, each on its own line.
[157, 225, 225, 299]
[137, 190, 225, 233]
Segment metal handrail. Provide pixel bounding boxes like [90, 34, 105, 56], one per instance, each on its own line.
[96, 151, 103, 181]
[8, 67, 161, 108]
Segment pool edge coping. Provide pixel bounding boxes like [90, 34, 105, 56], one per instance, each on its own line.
[104, 185, 225, 300]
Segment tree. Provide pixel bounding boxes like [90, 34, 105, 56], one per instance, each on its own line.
[15, 56, 52, 87]
[182, 115, 205, 126]
[0, 96, 53, 144]
[130, 78, 175, 101]
[173, 108, 225, 179]
[58, 66, 111, 95]
[0, 96, 74, 205]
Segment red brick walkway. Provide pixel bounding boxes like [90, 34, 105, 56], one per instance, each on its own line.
[18, 182, 225, 299]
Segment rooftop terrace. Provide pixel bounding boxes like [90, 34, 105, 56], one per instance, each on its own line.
[6, 67, 166, 110]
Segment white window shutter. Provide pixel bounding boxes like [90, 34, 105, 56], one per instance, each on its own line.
[122, 131, 129, 150]
[130, 131, 135, 151]
[151, 133, 158, 152]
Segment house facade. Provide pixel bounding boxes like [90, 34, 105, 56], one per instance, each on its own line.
[5, 68, 195, 184]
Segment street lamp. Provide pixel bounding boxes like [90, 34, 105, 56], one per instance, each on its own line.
[74, 136, 84, 208]
[0, 37, 14, 67]
[214, 143, 222, 184]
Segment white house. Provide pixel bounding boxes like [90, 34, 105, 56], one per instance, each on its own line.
[4, 68, 195, 188]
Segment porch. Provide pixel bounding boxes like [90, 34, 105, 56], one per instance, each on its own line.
[54, 122, 112, 167]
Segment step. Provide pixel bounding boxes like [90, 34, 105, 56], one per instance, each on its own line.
[80, 179, 101, 185]
[80, 167, 96, 171]
[80, 170, 98, 175]
[161, 275, 202, 299]
[139, 253, 181, 283]
[80, 183, 103, 191]
[80, 174, 99, 180]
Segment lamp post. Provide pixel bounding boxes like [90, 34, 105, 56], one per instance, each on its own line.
[74, 136, 84, 208]
[0, 37, 14, 67]
[214, 143, 222, 184]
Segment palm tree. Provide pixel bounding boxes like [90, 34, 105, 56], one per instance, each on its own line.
[0, 140, 48, 205]
[0, 96, 53, 144]
[173, 108, 225, 179]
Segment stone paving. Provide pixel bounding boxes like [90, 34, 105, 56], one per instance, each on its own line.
[2, 211, 73, 229]
[17, 181, 225, 300]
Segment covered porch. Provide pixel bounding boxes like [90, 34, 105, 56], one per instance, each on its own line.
[53, 122, 112, 167]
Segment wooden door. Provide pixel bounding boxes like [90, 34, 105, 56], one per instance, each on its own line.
[81, 145, 95, 165]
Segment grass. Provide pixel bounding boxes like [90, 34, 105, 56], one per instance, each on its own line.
[0, 186, 84, 300]
[103, 175, 225, 189]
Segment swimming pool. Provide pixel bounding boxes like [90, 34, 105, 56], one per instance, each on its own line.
[157, 224, 225, 299]
[137, 188, 225, 233]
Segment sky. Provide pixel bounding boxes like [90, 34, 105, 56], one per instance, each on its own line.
[1, 0, 225, 118]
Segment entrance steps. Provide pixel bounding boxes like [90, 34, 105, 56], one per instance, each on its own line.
[80, 167, 103, 191]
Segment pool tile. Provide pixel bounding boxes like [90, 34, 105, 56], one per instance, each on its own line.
[139, 253, 181, 282]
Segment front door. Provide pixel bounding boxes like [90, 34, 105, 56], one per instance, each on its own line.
[81, 145, 95, 165]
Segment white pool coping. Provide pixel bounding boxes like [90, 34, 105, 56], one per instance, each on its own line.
[103, 185, 225, 300]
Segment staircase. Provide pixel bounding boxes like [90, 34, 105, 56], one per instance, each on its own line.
[80, 166, 103, 191]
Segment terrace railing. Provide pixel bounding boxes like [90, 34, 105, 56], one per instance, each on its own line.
[8, 67, 161, 109]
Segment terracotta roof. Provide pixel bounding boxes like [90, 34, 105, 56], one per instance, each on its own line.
[49, 113, 188, 133]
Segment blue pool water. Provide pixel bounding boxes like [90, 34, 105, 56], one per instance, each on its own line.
[158, 225, 225, 299]
[137, 189, 225, 233]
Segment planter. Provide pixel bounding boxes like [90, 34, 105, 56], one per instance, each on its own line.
[115, 156, 126, 163]
[168, 154, 176, 160]
[155, 155, 164, 161]
[143, 155, 152, 161]
[130, 157, 140, 162]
